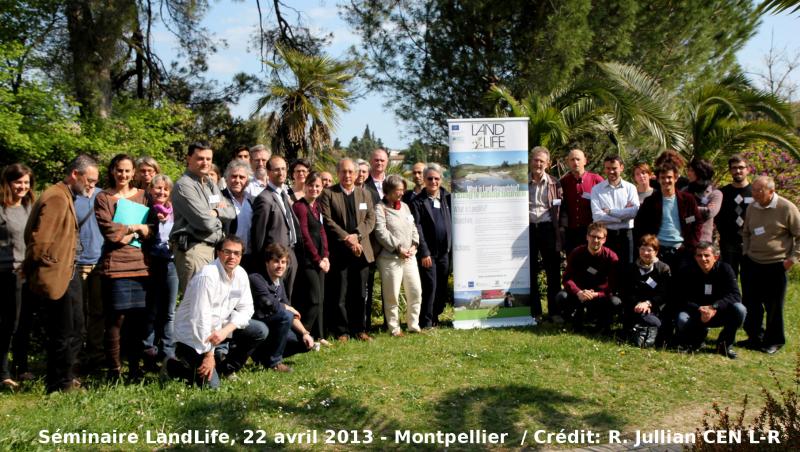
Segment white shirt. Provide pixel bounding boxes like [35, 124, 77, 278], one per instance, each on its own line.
[244, 177, 267, 200]
[230, 195, 253, 254]
[174, 259, 254, 354]
[590, 179, 640, 230]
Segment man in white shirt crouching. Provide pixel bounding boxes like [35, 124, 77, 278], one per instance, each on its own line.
[166, 235, 267, 388]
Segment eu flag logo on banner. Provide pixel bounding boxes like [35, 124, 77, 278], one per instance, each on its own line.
[451, 124, 459, 131]
[468, 281, 474, 288]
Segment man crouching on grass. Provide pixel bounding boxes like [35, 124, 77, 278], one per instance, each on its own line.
[167, 235, 267, 388]
[249, 243, 316, 373]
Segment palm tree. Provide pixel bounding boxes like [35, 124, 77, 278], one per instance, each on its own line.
[254, 46, 357, 162]
[486, 62, 683, 159]
[680, 74, 800, 164]
[758, 0, 800, 15]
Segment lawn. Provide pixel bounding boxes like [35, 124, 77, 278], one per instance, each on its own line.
[1, 282, 798, 451]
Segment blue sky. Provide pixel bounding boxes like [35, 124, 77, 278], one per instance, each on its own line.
[153, 1, 798, 150]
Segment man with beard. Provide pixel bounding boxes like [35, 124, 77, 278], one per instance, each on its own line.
[24, 154, 99, 393]
[244, 144, 271, 199]
[715, 154, 753, 277]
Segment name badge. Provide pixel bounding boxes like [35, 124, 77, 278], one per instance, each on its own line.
[320, 213, 324, 224]
[645, 277, 657, 288]
[685, 215, 695, 224]
[744, 197, 754, 204]
[704, 284, 712, 296]
[407, 214, 415, 223]
[701, 196, 709, 205]
[208, 194, 220, 204]
[581, 192, 592, 200]
[433, 199, 441, 209]
[754, 226, 766, 236]
[553, 199, 562, 206]
[587, 266, 598, 275]
[359, 202, 368, 210]
[230, 290, 242, 298]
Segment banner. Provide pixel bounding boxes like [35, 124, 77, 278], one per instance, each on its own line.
[448, 118, 531, 328]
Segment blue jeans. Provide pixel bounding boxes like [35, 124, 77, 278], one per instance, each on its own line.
[144, 259, 178, 359]
[254, 309, 294, 368]
[172, 319, 268, 389]
[676, 302, 747, 347]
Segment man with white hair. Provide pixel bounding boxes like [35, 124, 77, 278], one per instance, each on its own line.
[244, 144, 272, 199]
[741, 175, 800, 355]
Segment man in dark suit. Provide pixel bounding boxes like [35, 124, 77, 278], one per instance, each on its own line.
[319, 158, 377, 341]
[362, 148, 388, 330]
[251, 155, 301, 300]
[410, 163, 452, 328]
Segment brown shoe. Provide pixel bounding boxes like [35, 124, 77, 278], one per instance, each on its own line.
[337, 334, 350, 342]
[391, 330, 405, 337]
[356, 332, 374, 342]
[270, 363, 293, 373]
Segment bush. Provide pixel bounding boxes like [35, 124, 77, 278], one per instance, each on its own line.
[694, 353, 800, 451]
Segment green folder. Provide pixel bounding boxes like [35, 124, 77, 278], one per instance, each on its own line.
[112, 198, 150, 248]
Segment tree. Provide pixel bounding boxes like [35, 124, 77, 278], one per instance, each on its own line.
[346, 124, 383, 160]
[487, 62, 683, 159]
[344, 0, 758, 144]
[758, 0, 800, 15]
[254, 45, 357, 163]
[680, 74, 800, 164]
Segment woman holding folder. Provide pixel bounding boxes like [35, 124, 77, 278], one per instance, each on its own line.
[95, 154, 152, 381]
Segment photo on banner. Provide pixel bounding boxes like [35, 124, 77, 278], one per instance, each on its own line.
[448, 118, 531, 329]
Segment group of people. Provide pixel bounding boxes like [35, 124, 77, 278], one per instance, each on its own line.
[0, 145, 452, 391]
[1, 141, 797, 392]
[527, 146, 800, 360]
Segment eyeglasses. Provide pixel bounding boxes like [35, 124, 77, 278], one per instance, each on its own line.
[221, 249, 243, 257]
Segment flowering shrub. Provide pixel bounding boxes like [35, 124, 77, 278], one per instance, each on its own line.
[742, 144, 800, 207]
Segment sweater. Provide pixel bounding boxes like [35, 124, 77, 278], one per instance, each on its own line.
[374, 200, 419, 259]
[742, 194, 800, 264]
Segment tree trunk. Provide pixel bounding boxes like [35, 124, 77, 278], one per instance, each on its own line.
[65, 0, 136, 119]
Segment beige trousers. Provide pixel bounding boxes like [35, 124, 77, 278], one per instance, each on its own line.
[377, 254, 422, 333]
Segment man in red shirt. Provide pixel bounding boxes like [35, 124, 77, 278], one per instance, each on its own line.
[560, 148, 604, 255]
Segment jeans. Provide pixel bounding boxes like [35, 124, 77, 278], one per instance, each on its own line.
[0, 272, 20, 380]
[676, 302, 746, 347]
[172, 319, 268, 388]
[557, 290, 622, 329]
[254, 309, 294, 368]
[144, 258, 178, 359]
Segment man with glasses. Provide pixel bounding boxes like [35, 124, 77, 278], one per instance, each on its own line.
[24, 154, 99, 393]
[740, 176, 800, 354]
[526, 147, 563, 323]
[251, 155, 300, 301]
[244, 144, 271, 199]
[168, 236, 267, 388]
[556, 222, 621, 333]
[410, 163, 452, 328]
[715, 155, 753, 277]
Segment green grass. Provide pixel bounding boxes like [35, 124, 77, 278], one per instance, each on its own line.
[454, 306, 529, 320]
[1, 283, 799, 451]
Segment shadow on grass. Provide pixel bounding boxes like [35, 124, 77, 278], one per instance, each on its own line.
[163, 386, 407, 451]
[433, 384, 624, 449]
